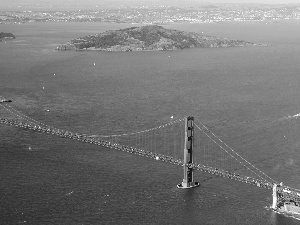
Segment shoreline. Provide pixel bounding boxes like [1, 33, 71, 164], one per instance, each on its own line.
[56, 44, 266, 52]
[55, 25, 259, 52]
[1, 18, 300, 26]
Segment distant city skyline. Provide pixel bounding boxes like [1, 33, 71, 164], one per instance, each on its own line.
[2, 0, 300, 24]
[2, 0, 300, 6]
[1, 0, 300, 11]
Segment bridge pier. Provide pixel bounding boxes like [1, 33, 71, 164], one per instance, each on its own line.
[177, 116, 200, 189]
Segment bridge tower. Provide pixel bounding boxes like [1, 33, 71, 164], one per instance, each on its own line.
[177, 116, 200, 189]
[272, 183, 278, 209]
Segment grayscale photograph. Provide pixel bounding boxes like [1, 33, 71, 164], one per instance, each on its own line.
[1, 0, 300, 224]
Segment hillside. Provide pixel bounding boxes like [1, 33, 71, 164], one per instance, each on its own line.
[57, 25, 256, 51]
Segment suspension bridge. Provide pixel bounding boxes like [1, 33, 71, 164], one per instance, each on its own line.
[1, 99, 300, 212]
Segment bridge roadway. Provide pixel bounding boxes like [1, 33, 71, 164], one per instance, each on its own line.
[1, 117, 298, 195]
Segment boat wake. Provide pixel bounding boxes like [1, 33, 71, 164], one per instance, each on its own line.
[280, 113, 300, 121]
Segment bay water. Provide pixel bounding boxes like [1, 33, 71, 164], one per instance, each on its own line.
[1, 21, 300, 224]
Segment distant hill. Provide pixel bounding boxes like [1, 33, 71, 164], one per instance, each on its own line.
[57, 25, 257, 51]
[1, 0, 298, 10]
[0, 32, 15, 41]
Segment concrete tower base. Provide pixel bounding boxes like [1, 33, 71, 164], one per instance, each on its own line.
[177, 181, 200, 189]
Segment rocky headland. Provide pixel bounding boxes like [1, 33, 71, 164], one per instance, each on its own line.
[0, 32, 15, 42]
[56, 25, 258, 51]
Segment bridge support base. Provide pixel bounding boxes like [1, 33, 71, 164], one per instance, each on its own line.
[177, 181, 200, 189]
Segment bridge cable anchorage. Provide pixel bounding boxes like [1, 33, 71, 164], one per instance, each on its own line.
[194, 119, 277, 184]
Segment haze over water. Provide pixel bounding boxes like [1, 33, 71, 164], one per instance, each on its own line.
[1, 20, 300, 224]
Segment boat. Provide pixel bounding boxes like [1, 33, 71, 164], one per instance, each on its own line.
[0, 99, 12, 103]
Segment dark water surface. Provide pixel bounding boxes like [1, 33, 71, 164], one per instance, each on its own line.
[1, 21, 300, 224]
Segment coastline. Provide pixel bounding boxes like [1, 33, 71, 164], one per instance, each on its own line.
[55, 25, 258, 52]
[57, 44, 266, 52]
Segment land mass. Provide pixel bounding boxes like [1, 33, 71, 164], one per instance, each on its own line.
[0, 32, 15, 42]
[1, 4, 300, 24]
[56, 25, 258, 52]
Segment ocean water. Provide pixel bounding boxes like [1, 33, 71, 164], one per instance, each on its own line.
[1, 21, 300, 224]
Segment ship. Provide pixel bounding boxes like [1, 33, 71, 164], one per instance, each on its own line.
[0, 99, 12, 103]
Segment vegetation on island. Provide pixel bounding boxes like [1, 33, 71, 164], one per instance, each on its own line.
[0, 32, 15, 41]
[57, 25, 257, 51]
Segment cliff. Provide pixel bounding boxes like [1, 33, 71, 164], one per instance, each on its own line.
[57, 25, 256, 51]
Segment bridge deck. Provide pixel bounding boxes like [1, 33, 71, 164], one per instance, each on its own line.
[1, 117, 276, 190]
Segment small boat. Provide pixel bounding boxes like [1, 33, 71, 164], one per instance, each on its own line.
[0, 99, 12, 103]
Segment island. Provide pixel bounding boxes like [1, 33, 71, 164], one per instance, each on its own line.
[0, 32, 15, 42]
[56, 25, 257, 51]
